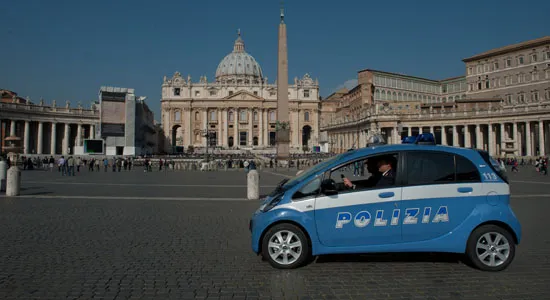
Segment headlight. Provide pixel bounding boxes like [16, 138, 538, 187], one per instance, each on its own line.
[262, 193, 284, 212]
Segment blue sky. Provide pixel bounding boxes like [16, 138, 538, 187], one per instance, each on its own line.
[1, 0, 549, 121]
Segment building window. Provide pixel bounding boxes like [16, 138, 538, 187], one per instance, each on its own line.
[484, 64, 490, 72]
[253, 91, 258, 96]
[228, 111, 234, 122]
[506, 58, 512, 67]
[545, 90, 550, 100]
[239, 132, 247, 146]
[239, 110, 247, 121]
[303, 89, 310, 98]
[304, 111, 310, 122]
[477, 65, 482, 73]
[174, 111, 181, 121]
[270, 111, 276, 121]
[532, 92, 539, 102]
[254, 111, 258, 121]
[195, 91, 200, 97]
[531, 53, 537, 63]
[546, 51, 550, 60]
[229, 91, 234, 96]
[532, 71, 539, 81]
[195, 111, 200, 120]
[467, 67, 473, 75]
[518, 93, 525, 103]
[210, 110, 217, 121]
[505, 76, 510, 85]
[517, 74, 523, 83]
[547, 70, 550, 79]
[210, 90, 217, 96]
[517, 56, 524, 65]
[506, 94, 512, 104]
[485, 76, 490, 89]
[493, 61, 499, 70]
[174, 88, 181, 96]
[478, 81, 482, 90]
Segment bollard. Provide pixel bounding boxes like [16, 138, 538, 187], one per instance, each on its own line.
[0, 160, 7, 192]
[6, 166, 21, 196]
[247, 169, 259, 200]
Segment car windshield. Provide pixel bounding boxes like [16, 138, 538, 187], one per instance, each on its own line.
[280, 153, 346, 190]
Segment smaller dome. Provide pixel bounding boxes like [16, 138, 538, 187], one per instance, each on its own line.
[215, 30, 263, 83]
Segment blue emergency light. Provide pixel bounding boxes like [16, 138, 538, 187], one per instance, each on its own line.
[402, 133, 436, 145]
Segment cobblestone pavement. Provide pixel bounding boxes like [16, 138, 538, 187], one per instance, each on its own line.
[0, 167, 549, 299]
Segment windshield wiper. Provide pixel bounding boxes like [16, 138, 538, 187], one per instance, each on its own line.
[269, 178, 289, 196]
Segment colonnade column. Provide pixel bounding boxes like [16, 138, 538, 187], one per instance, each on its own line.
[62, 123, 70, 155]
[526, 122, 532, 156]
[23, 121, 30, 154]
[475, 124, 482, 149]
[223, 109, 228, 147]
[202, 110, 207, 146]
[185, 109, 192, 146]
[407, 127, 411, 137]
[37, 122, 44, 155]
[90, 125, 95, 139]
[263, 110, 268, 146]
[487, 124, 494, 156]
[50, 123, 57, 155]
[464, 126, 471, 148]
[10, 120, 16, 136]
[512, 123, 518, 156]
[76, 124, 82, 147]
[453, 125, 459, 147]
[539, 121, 545, 156]
[441, 126, 447, 145]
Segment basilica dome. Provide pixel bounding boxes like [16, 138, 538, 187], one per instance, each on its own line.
[215, 31, 263, 83]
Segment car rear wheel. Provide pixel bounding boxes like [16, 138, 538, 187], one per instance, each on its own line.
[466, 224, 515, 272]
[261, 223, 310, 269]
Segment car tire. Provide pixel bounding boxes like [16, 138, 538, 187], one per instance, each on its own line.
[466, 224, 515, 272]
[261, 223, 310, 269]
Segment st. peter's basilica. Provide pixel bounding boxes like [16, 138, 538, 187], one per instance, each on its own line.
[160, 31, 320, 153]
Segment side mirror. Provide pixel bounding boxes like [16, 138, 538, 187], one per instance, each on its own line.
[321, 179, 338, 196]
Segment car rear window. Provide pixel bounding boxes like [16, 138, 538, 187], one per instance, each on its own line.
[476, 150, 509, 183]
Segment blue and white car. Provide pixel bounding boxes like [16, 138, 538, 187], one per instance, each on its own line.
[249, 134, 521, 271]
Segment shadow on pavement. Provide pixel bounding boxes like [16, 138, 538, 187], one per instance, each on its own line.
[315, 252, 464, 265]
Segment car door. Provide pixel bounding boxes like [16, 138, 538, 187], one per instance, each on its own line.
[401, 150, 482, 243]
[314, 153, 403, 247]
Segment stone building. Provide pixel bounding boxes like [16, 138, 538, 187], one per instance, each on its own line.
[160, 31, 321, 153]
[320, 36, 550, 158]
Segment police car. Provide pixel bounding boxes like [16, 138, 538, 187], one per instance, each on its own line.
[249, 133, 521, 271]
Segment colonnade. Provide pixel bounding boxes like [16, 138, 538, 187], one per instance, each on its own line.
[328, 120, 549, 157]
[0, 119, 96, 155]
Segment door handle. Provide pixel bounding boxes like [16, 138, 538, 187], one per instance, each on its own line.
[378, 192, 394, 198]
[457, 187, 473, 193]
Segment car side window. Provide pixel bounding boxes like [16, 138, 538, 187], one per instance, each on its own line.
[328, 153, 399, 193]
[456, 155, 481, 182]
[406, 151, 455, 185]
[292, 177, 321, 200]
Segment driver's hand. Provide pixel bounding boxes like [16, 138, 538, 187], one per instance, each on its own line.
[343, 177, 353, 188]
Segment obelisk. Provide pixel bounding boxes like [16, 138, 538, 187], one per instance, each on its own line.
[276, 2, 290, 160]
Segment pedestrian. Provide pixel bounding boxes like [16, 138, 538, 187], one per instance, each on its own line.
[67, 156, 75, 176]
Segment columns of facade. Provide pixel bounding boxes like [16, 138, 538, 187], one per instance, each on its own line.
[525, 121, 532, 156]
[222, 109, 228, 147]
[517, 123, 523, 156]
[10, 120, 16, 136]
[185, 109, 192, 146]
[202, 110, 207, 146]
[50, 123, 57, 155]
[464, 125, 471, 148]
[407, 127, 411, 137]
[441, 126, 447, 146]
[258, 109, 263, 147]
[248, 109, 253, 146]
[217, 110, 223, 146]
[264, 110, 269, 146]
[234, 109, 238, 147]
[23, 121, 30, 154]
[539, 121, 546, 156]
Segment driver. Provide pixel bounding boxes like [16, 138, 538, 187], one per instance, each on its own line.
[343, 158, 381, 190]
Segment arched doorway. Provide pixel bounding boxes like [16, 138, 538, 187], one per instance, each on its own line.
[228, 136, 234, 147]
[171, 125, 182, 152]
[302, 125, 312, 147]
[253, 136, 258, 146]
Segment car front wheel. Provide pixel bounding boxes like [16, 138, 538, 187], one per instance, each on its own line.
[466, 224, 516, 271]
[261, 223, 310, 269]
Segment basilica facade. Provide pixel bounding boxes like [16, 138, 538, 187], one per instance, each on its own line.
[160, 32, 320, 153]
